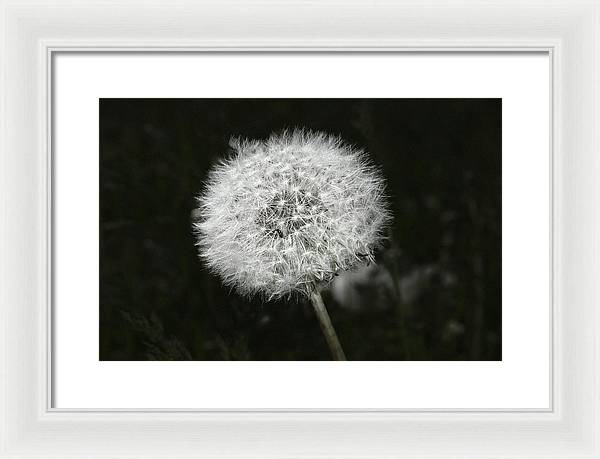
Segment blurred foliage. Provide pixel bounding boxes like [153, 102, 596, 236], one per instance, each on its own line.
[100, 98, 501, 361]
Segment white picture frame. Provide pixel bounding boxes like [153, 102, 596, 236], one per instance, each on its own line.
[0, 0, 598, 457]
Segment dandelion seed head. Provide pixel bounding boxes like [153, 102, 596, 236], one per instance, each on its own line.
[193, 129, 391, 299]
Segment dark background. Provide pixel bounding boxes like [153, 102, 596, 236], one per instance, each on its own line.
[100, 98, 501, 361]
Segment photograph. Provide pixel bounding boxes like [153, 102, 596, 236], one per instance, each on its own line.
[6, 0, 600, 455]
[99, 98, 501, 361]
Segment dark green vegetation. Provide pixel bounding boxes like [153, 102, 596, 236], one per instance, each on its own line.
[100, 98, 501, 361]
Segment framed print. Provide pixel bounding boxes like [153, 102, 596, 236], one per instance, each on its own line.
[1, 1, 599, 458]
[52, 53, 548, 411]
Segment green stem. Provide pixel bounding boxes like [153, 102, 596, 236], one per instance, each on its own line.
[310, 290, 347, 361]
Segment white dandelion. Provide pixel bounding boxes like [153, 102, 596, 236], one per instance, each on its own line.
[193, 129, 391, 360]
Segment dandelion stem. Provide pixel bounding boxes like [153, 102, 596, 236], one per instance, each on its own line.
[310, 290, 347, 361]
